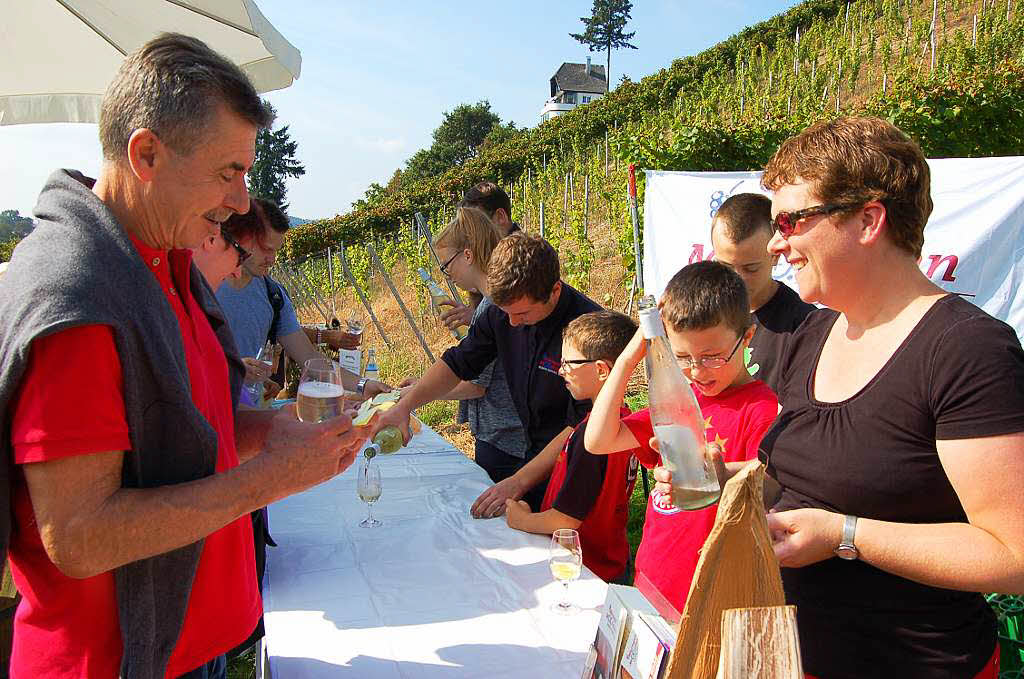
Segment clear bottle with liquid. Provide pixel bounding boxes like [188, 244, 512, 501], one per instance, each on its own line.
[637, 295, 721, 510]
[417, 267, 468, 340]
[363, 348, 379, 382]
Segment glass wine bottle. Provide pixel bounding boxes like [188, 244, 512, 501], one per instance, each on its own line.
[417, 267, 468, 340]
[637, 295, 721, 510]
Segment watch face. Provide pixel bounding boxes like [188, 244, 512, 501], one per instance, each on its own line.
[835, 545, 858, 561]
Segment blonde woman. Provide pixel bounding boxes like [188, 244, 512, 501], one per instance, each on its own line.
[432, 207, 529, 483]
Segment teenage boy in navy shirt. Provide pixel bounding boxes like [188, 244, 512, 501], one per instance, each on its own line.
[711, 193, 816, 391]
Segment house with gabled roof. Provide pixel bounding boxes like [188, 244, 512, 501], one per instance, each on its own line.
[541, 57, 607, 122]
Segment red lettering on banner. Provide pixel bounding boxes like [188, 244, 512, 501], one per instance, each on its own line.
[689, 244, 714, 264]
[925, 254, 959, 282]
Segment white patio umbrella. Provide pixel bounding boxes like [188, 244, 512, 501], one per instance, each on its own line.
[0, 0, 301, 126]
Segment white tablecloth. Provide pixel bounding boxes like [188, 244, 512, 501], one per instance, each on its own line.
[262, 424, 607, 678]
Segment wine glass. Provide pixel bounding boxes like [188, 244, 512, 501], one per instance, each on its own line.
[549, 528, 582, 614]
[357, 454, 382, 528]
[346, 311, 365, 338]
[296, 358, 344, 423]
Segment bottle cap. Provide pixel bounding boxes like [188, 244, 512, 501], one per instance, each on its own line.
[638, 306, 667, 339]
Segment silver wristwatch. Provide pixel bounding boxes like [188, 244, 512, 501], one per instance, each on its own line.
[356, 377, 369, 395]
[834, 515, 859, 561]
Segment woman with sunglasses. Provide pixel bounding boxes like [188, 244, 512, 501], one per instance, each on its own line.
[192, 227, 249, 289]
[747, 117, 1023, 677]
[426, 207, 529, 485]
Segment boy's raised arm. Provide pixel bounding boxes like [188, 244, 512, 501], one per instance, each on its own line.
[585, 329, 645, 455]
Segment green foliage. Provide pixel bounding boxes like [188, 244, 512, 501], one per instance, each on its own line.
[402, 101, 503, 183]
[248, 102, 306, 211]
[0, 238, 18, 263]
[282, 0, 1024, 306]
[0, 209, 34, 241]
[569, 0, 638, 90]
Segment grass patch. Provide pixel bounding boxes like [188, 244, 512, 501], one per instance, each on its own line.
[417, 399, 458, 429]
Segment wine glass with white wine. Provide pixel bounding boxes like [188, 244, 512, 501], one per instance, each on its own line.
[549, 528, 582, 615]
[297, 358, 344, 423]
[357, 454, 382, 528]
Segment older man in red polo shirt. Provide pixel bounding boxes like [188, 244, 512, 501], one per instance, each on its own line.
[0, 35, 366, 679]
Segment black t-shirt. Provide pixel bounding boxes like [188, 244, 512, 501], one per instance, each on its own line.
[759, 295, 1024, 678]
[749, 282, 816, 393]
[550, 424, 607, 520]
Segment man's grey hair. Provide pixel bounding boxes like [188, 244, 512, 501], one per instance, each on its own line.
[99, 33, 275, 161]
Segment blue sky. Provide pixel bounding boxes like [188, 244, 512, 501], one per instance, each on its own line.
[1, 0, 800, 220]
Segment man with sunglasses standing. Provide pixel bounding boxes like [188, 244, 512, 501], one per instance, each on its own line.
[218, 198, 391, 404]
[710, 193, 816, 391]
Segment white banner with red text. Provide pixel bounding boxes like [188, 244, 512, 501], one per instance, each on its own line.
[642, 157, 1024, 339]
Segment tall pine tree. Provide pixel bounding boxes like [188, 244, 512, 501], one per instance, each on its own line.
[247, 102, 305, 212]
[569, 0, 638, 92]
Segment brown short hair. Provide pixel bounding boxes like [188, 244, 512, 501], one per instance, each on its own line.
[99, 33, 274, 161]
[762, 116, 932, 258]
[563, 311, 638, 364]
[488, 233, 560, 306]
[222, 196, 288, 244]
[661, 261, 751, 336]
[434, 207, 501, 272]
[712, 193, 773, 243]
[460, 182, 512, 219]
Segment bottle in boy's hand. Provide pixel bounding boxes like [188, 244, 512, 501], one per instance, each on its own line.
[638, 295, 721, 510]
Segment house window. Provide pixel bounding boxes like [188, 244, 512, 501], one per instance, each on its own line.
[564, 92, 577, 105]
[582, 96, 591, 104]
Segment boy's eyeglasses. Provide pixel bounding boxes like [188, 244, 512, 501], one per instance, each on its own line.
[220, 228, 252, 266]
[676, 335, 744, 370]
[558, 358, 600, 374]
[439, 250, 460, 277]
[772, 202, 862, 238]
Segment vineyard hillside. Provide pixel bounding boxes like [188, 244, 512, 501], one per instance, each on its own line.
[275, 0, 1024, 452]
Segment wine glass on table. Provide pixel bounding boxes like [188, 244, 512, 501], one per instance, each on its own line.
[296, 358, 344, 423]
[549, 528, 582, 615]
[357, 455, 382, 528]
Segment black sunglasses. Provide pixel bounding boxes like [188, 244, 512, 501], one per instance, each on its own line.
[772, 202, 863, 238]
[439, 250, 461, 277]
[220, 228, 251, 266]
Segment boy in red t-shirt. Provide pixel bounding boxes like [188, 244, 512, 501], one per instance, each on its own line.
[504, 311, 641, 583]
[585, 261, 779, 619]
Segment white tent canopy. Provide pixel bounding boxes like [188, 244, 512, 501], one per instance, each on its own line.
[1, 0, 301, 126]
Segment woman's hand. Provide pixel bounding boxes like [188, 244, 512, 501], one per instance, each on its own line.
[438, 301, 473, 331]
[766, 508, 843, 568]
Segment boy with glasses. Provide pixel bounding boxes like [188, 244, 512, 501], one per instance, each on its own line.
[584, 261, 779, 618]
[504, 311, 640, 584]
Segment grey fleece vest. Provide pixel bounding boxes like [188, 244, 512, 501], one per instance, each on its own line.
[0, 169, 246, 678]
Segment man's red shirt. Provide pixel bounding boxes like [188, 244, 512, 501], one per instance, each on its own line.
[7, 237, 260, 677]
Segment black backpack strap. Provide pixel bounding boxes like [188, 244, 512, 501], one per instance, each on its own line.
[262, 276, 285, 345]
